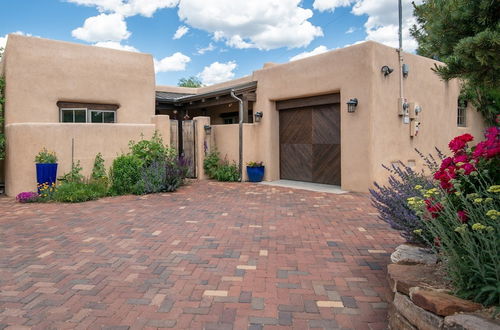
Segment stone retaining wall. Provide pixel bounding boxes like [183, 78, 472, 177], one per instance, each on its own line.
[387, 244, 499, 330]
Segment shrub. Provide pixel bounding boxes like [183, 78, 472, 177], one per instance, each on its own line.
[214, 160, 239, 182]
[53, 180, 108, 203]
[203, 150, 220, 179]
[409, 127, 500, 306]
[35, 148, 57, 163]
[135, 160, 167, 194]
[16, 192, 39, 203]
[370, 162, 435, 245]
[59, 160, 84, 183]
[91, 153, 107, 182]
[109, 155, 143, 195]
[129, 132, 176, 166]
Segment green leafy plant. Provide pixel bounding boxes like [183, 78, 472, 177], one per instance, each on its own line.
[129, 131, 176, 166]
[109, 155, 143, 195]
[34, 148, 57, 164]
[178, 76, 203, 88]
[214, 160, 239, 182]
[91, 152, 107, 182]
[203, 149, 221, 178]
[408, 128, 500, 306]
[59, 160, 84, 183]
[53, 180, 108, 203]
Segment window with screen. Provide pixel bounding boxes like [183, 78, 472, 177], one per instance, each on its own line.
[457, 99, 467, 127]
[58, 102, 118, 123]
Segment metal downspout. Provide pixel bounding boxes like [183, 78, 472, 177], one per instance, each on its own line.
[230, 90, 244, 182]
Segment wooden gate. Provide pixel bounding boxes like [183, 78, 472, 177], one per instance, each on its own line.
[170, 119, 196, 177]
[279, 102, 341, 185]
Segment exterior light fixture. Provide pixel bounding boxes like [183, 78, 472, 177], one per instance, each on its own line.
[254, 111, 263, 122]
[204, 125, 212, 135]
[402, 63, 409, 78]
[381, 65, 394, 76]
[347, 98, 358, 113]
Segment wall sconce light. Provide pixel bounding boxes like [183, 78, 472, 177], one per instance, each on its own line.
[381, 65, 394, 76]
[204, 125, 212, 135]
[347, 98, 358, 113]
[254, 111, 263, 122]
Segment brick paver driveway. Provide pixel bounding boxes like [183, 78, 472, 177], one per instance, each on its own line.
[0, 181, 402, 330]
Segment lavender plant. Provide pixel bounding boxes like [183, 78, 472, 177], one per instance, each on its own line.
[369, 162, 435, 245]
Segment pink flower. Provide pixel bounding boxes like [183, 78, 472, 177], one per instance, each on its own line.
[461, 163, 476, 175]
[448, 134, 473, 153]
[457, 210, 468, 223]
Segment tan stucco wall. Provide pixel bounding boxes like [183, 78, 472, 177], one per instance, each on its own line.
[368, 44, 485, 186]
[5, 115, 170, 196]
[212, 124, 258, 181]
[3, 34, 155, 125]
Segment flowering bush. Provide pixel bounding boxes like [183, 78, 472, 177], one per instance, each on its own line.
[16, 192, 39, 203]
[34, 148, 57, 163]
[408, 127, 500, 306]
[370, 162, 435, 245]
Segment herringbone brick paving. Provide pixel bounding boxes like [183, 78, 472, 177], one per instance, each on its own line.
[0, 181, 403, 329]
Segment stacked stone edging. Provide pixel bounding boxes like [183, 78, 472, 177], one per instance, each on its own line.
[387, 244, 500, 330]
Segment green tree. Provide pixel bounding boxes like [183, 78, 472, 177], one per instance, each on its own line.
[411, 0, 500, 124]
[178, 76, 202, 88]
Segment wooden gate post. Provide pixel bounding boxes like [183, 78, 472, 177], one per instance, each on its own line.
[193, 116, 210, 180]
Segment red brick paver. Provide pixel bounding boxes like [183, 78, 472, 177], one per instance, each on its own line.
[0, 181, 403, 329]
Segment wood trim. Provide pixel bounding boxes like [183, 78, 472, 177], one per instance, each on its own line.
[57, 101, 119, 111]
[276, 93, 340, 111]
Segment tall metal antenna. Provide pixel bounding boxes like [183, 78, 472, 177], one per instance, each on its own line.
[398, 0, 403, 51]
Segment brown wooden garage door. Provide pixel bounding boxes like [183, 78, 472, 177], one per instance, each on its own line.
[279, 100, 341, 185]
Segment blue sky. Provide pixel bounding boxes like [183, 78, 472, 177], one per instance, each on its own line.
[0, 0, 419, 86]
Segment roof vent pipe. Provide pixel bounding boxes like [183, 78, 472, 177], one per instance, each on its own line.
[230, 89, 244, 182]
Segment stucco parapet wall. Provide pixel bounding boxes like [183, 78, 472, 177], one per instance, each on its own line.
[4, 34, 156, 125]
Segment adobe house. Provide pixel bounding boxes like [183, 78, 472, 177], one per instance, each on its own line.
[0, 34, 485, 196]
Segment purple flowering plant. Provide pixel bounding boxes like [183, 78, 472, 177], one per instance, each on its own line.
[16, 191, 39, 203]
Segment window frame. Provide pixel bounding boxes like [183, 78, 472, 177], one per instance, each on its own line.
[59, 108, 117, 123]
[60, 108, 88, 123]
[457, 100, 467, 127]
[88, 109, 116, 123]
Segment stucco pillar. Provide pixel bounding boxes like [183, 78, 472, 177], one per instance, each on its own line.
[193, 116, 211, 180]
[151, 115, 170, 146]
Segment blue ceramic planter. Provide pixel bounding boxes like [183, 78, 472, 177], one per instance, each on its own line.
[36, 163, 58, 193]
[247, 166, 265, 182]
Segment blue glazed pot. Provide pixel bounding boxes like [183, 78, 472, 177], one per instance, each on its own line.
[247, 166, 265, 182]
[36, 163, 58, 193]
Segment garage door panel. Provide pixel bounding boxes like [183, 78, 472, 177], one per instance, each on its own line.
[279, 108, 312, 144]
[280, 144, 313, 182]
[312, 105, 340, 144]
[312, 144, 341, 185]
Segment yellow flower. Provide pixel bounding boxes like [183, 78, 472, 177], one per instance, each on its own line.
[485, 197, 493, 203]
[471, 223, 486, 231]
[473, 198, 483, 204]
[454, 191, 462, 196]
[454, 225, 467, 234]
[486, 210, 499, 219]
[487, 185, 500, 193]
[414, 185, 423, 190]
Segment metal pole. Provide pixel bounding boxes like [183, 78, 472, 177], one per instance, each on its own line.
[398, 0, 406, 121]
[230, 90, 244, 182]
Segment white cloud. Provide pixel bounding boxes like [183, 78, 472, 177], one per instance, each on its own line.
[313, 0, 353, 12]
[346, 27, 356, 34]
[197, 43, 216, 55]
[154, 52, 191, 73]
[66, 0, 179, 17]
[72, 13, 130, 42]
[289, 45, 329, 61]
[312, 0, 422, 52]
[198, 61, 237, 85]
[173, 25, 189, 39]
[178, 0, 323, 50]
[94, 41, 139, 52]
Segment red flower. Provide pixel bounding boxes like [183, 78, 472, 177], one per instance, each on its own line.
[434, 237, 441, 247]
[457, 210, 468, 223]
[461, 163, 476, 175]
[425, 199, 443, 218]
[448, 134, 473, 153]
